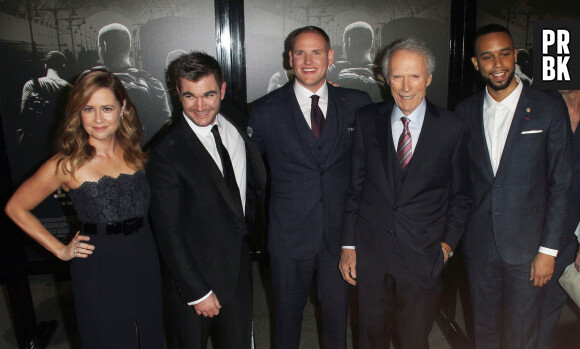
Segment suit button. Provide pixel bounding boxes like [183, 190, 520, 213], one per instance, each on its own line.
[320, 171, 324, 175]
[494, 211, 501, 215]
[319, 198, 323, 202]
[319, 164, 324, 169]
[393, 205, 398, 211]
[318, 146, 322, 150]
[492, 183, 501, 189]
[386, 231, 392, 236]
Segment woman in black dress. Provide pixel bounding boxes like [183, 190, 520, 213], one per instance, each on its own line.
[5, 70, 164, 348]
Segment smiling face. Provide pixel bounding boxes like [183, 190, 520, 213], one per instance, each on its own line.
[289, 31, 335, 93]
[387, 49, 432, 116]
[472, 31, 518, 100]
[81, 87, 125, 142]
[177, 75, 226, 127]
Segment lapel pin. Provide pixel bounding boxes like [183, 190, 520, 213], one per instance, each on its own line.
[526, 107, 531, 113]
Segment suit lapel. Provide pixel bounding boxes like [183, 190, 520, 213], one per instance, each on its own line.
[406, 101, 439, 172]
[323, 85, 345, 163]
[177, 119, 244, 218]
[495, 86, 530, 178]
[471, 94, 495, 178]
[376, 101, 397, 197]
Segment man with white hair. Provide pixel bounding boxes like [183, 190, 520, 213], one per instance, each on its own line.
[339, 38, 470, 349]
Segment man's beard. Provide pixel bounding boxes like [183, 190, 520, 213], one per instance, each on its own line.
[483, 69, 515, 91]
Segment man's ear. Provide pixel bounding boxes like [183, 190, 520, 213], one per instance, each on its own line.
[471, 56, 479, 71]
[220, 82, 227, 101]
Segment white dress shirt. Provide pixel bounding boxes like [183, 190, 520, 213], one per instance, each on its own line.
[390, 99, 427, 151]
[483, 77, 523, 175]
[482, 78, 557, 257]
[294, 81, 329, 127]
[183, 112, 247, 304]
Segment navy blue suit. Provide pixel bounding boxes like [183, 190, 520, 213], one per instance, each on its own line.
[456, 85, 573, 349]
[249, 82, 371, 348]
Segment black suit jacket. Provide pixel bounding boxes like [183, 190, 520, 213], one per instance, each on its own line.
[147, 111, 266, 305]
[248, 82, 372, 259]
[456, 85, 573, 264]
[342, 100, 471, 289]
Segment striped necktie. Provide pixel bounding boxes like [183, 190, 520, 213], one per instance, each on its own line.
[397, 117, 412, 169]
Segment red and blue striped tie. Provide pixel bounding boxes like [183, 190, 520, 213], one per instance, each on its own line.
[397, 117, 412, 169]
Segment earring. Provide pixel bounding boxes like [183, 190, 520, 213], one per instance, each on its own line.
[120, 113, 124, 119]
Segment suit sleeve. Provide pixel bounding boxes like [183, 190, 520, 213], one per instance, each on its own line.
[147, 149, 211, 303]
[342, 111, 366, 246]
[444, 119, 472, 249]
[542, 99, 573, 250]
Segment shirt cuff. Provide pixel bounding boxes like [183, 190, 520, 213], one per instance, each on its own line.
[187, 290, 213, 305]
[342, 246, 355, 249]
[538, 246, 558, 257]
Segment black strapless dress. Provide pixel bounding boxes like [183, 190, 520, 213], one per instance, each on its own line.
[69, 171, 164, 348]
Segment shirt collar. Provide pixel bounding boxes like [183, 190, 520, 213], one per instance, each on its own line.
[293, 80, 328, 104]
[183, 112, 222, 138]
[391, 98, 427, 125]
[484, 75, 523, 111]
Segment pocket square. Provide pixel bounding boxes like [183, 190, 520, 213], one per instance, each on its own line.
[521, 130, 543, 134]
[346, 127, 355, 132]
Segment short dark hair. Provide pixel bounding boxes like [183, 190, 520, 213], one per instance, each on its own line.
[473, 24, 514, 54]
[288, 26, 331, 51]
[45, 51, 67, 70]
[171, 51, 223, 89]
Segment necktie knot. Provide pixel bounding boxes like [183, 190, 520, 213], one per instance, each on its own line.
[211, 124, 220, 139]
[311, 94, 320, 106]
[401, 116, 409, 127]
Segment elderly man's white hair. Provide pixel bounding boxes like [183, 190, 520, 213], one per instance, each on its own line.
[382, 37, 436, 77]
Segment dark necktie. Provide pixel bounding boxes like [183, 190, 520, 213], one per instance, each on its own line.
[211, 125, 242, 210]
[396, 117, 412, 169]
[310, 94, 325, 139]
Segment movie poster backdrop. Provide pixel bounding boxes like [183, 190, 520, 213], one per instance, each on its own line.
[0, 0, 216, 261]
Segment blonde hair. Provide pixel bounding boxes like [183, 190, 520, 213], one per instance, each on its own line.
[56, 69, 145, 177]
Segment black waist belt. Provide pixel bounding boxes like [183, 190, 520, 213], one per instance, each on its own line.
[82, 217, 144, 235]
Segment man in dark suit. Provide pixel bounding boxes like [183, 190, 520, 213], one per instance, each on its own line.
[455, 24, 573, 348]
[248, 26, 371, 348]
[147, 51, 266, 348]
[339, 38, 471, 349]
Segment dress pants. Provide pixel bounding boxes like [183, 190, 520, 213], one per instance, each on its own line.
[164, 245, 252, 349]
[270, 246, 350, 349]
[357, 234, 442, 349]
[464, 232, 542, 349]
[536, 237, 578, 349]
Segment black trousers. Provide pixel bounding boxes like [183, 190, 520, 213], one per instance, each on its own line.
[357, 237, 442, 349]
[164, 248, 252, 349]
[270, 246, 350, 349]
